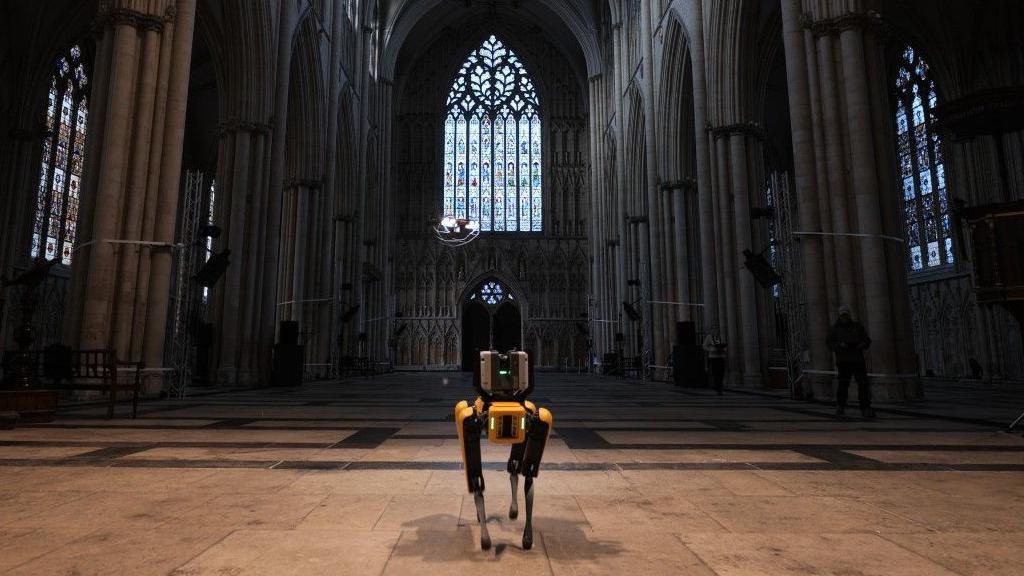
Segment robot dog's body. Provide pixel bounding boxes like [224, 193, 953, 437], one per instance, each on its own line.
[454, 350, 553, 550]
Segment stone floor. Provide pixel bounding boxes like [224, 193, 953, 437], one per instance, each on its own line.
[1, 372, 1023, 575]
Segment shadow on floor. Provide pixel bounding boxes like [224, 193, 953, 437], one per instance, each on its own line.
[391, 513, 623, 562]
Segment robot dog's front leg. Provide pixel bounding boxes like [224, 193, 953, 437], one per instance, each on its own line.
[519, 407, 553, 550]
[507, 442, 526, 519]
[455, 401, 490, 550]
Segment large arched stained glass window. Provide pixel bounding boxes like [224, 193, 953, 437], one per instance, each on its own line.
[32, 44, 89, 266]
[895, 46, 951, 272]
[443, 35, 542, 232]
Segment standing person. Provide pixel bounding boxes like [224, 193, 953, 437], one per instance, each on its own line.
[703, 326, 727, 395]
[827, 305, 875, 418]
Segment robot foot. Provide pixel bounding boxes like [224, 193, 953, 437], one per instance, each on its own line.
[522, 531, 533, 550]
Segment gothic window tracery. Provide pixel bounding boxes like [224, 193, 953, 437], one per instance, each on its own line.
[469, 280, 513, 307]
[443, 35, 542, 232]
[32, 44, 89, 265]
[895, 46, 951, 272]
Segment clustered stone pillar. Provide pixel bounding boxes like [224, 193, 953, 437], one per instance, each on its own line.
[705, 124, 765, 387]
[689, 0, 720, 342]
[779, 0, 919, 400]
[638, 0, 668, 370]
[64, 0, 196, 394]
[208, 0, 305, 386]
[211, 120, 274, 385]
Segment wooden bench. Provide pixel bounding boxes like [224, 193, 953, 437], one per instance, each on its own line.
[6, 347, 142, 419]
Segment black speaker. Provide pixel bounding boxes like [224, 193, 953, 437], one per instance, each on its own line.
[673, 344, 706, 387]
[195, 322, 214, 384]
[743, 249, 782, 289]
[272, 343, 304, 386]
[194, 249, 231, 288]
[676, 321, 697, 347]
[279, 321, 299, 346]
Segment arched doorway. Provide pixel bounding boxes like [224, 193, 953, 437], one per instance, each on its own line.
[461, 279, 522, 371]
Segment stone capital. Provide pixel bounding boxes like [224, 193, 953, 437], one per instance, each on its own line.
[96, 6, 168, 32]
[805, 11, 882, 37]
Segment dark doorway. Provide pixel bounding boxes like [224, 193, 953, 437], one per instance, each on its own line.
[461, 301, 490, 371]
[460, 279, 522, 371]
[493, 302, 522, 353]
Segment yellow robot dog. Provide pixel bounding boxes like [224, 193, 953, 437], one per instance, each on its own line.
[454, 350, 553, 550]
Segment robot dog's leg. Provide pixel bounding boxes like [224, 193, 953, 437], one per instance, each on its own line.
[507, 441, 526, 519]
[519, 407, 553, 550]
[507, 400, 538, 520]
[456, 402, 490, 550]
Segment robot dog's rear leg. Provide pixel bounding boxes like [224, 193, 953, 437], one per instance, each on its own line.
[507, 442, 526, 519]
[457, 406, 490, 550]
[519, 408, 552, 550]
[473, 491, 490, 551]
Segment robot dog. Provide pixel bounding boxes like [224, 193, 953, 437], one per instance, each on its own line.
[454, 350, 553, 550]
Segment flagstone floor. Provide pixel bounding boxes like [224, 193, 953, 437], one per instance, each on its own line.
[1, 372, 1023, 575]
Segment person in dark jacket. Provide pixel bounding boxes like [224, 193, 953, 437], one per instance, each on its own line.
[826, 305, 875, 418]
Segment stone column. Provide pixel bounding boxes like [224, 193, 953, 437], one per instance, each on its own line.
[802, 19, 839, 317]
[216, 125, 252, 382]
[112, 23, 162, 358]
[131, 11, 175, 361]
[687, 0, 719, 333]
[640, 0, 666, 367]
[788, 5, 920, 399]
[79, 17, 141, 350]
[141, 0, 197, 390]
[839, 23, 895, 373]
[587, 76, 603, 355]
[612, 22, 631, 355]
[672, 185, 691, 321]
[258, 0, 299, 379]
[814, 31, 857, 312]
[238, 127, 270, 375]
[729, 131, 761, 385]
[713, 132, 738, 375]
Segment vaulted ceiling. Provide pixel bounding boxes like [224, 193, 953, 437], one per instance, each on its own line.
[381, 0, 602, 82]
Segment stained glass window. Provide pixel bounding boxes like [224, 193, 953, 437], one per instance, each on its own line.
[444, 35, 542, 232]
[469, 280, 513, 306]
[895, 46, 951, 272]
[32, 44, 89, 266]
